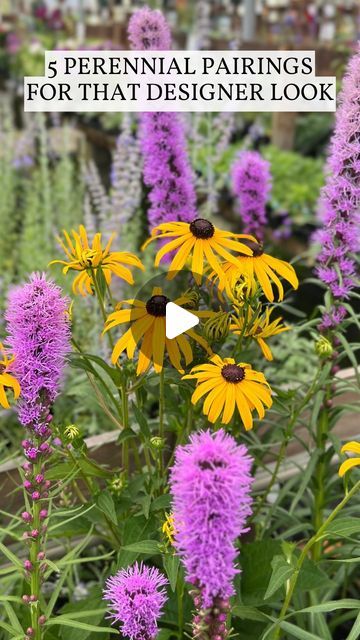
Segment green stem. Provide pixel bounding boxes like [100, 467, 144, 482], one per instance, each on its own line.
[312, 396, 330, 562]
[121, 380, 130, 474]
[30, 458, 42, 640]
[273, 479, 360, 640]
[158, 369, 165, 478]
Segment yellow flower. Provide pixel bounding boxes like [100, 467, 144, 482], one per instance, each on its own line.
[142, 218, 255, 286]
[183, 354, 272, 429]
[162, 513, 176, 545]
[230, 307, 289, 361]
[50, 225, 144, 296]
[0, 343, 20, 410]
[64, 424, 80, 440]
[339, 442, 360, 478]
[214, 239, 298, 302]
[104, 287, 211, 375]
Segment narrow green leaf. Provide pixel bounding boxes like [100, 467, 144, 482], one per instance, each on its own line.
[264, 556, 294, 600]
[294, 600, 360, 615]
[132, 402, 151, 438]
[45, 618, 117, 634]
[322, 517, 360, 539]
[279, 621, 323, 639]
[347, 611, 360, 640]
[232, 605, 270, 622]
[122, 540, 160, 554]
[0, 541, 23, 570]
[96, 491, 118, 526]
[163, 554, 180, 592]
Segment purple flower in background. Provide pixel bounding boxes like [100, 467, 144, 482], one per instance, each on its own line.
[170, 430, 253, 609]
[315, 46, 360, 308]
[140, 112, 197, 229]
[232, 150, 272, 241]
[6, 273, 70, 430]
[127, 6, 171, 51]
[5, 32, 21, 55]
[103, 563, 168, 640]
[128, 8, 197, 243]
[110, 113, 142, 228]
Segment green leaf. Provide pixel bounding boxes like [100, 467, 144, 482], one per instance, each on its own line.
[132, 402, 151, 438]
[240, 539, 282, 605]
[279, 621, 323, 640]
[96, 491, 118, 526]
[295, 600, 360, 615]
[122, 540, 160, 555]
[0, 541, 23, 570]
[347, 611, 360, 640]
[150, 494, 171, 512]
[232, 605, 270, 622]
[46, 618, 117, 634]
[322, 517, 360, 539]
[163, 554, 180, 592]
[264, 555, 294, 600]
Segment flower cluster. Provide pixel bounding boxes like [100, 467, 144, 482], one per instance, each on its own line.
[231, 150, 272, 241]
[5, 273, 71, 636]
[128, 8, 197, 237]
[315, 46, 360, 324]
[103, 562, 168, 640]
[170, 430, 253, 637]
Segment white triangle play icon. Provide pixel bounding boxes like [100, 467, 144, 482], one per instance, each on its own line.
[166, 302, 199, 340]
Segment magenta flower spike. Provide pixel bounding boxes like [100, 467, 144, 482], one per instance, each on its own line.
[231, 150, 272, 241]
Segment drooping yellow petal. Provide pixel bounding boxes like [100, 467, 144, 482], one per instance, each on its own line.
[339, 457, 360, 478]
[341, 442, 360, 455]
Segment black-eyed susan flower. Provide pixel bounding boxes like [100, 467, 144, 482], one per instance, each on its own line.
[104, 287, 211, 375]
[162, 512, 176, 546]
[214, 239, 298, 302]
[142, 219, 254, 286]
[183, 354, 272, 429]
[339, 442, 360, 477]
[230, 307, 289, 361]
[0, 343, 20, 409]
[50, 225, 144, 296]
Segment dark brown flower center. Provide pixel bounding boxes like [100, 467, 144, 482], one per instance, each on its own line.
[190, 218, 215, 239]
[221, 364, 245, 383]
[146, 295, 169, 317]
[239, 238, 264, 257]
[0, 364, 5, 374]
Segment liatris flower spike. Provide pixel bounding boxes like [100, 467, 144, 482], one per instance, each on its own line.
[170, 429, 253, 638]
[127, 6, 171, 51]
[339, 442, 360, 477]
[232, 150, 272, 241]
[128, 8, 197, 238]
[183, 354, 272, 429]
[6, 273, 71, 635]
[315, 46, 360, 312]
[0, 342, 20, 409]
[50, 225, 144, 296]
[103, 562, 168, 640]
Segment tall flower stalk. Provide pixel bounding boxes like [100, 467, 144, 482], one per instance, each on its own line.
[311, 46, 360, 562]
[5, 273, 71, 640]
[231, 150, 272, 241]
[170, 430, 253, 639]
[128, 8, 197, 233]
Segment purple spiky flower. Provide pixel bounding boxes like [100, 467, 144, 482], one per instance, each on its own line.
[103, 563, 168, 640]
[315, 46, 360, 320]
[170, 430, 253, 638]
[128, 8, 197, 243]
[231, 150, 272, 241]
[127, 6, 171, 51]
[6, 272, 71, 430]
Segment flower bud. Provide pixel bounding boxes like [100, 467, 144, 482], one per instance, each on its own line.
[204, 312, 230, 342]
[26, 628, 34, 637]
[315, 336, 333, 359]
[35, 474, 44, 484]
[38, 616, 47, 626]
[24, 560, 32, 571]
[30, 529, 39, 539]
[37, 551, 45, 561]
[22, 595, 30, 604]
[22, 511, 32, 523]
[150, 436, 165, 450]
[24, 480, 32, 490]
[31, 491, 41, 501]
[29, 595, 37, 603]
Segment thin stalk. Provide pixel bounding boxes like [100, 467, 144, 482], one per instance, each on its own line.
[273, 479, 360, 640]
[312, 394, 330, 562]
[158, 369, 165, 478]
[30, 457, 42, 640]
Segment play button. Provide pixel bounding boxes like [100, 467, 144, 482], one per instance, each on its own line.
[165, 301, 199, 340]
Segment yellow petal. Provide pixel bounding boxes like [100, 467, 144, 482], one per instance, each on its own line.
[339, 457, 360, 478]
